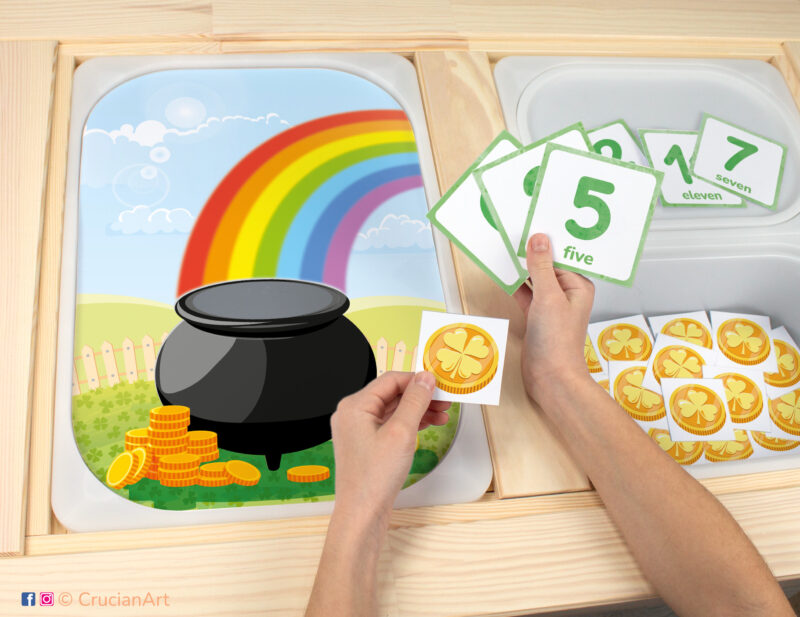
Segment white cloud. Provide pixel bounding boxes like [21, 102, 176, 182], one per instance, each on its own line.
[84, 112, 291, 147]
[110, 205, 194, 235]
[354, 214, 434, 251]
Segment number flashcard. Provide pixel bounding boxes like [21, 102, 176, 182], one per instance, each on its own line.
[474, 123, 592, 267]
[587, 119, 649, 167]
[518, 145, 663, 286]
[709, 311, 778, 373]
[661, 378, 736, 442]
[691, 114, 787, 210]
[608, 361, 669, 431]
[427, 132, 528, 295]
[415, 310, 510, 405]
[639, 130, 744, 208]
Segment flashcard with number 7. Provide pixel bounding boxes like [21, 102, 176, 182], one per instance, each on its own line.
[518, 144, 663, 286]
[691, 113, 787, 210]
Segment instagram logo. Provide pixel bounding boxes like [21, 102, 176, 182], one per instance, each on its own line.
[40, 592, 55, 606]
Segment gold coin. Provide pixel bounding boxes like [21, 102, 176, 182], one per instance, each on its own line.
[124, 427, 149, 444]
[190, 449, 220, 463]
[158, 468, 200, 480]
[225, 460, 261, 486]
[149, 405, 191, 421]
[198, 462, 228, 478]
[106, 452, 135, 489]
[423, 323, 498, 395]
[159, 452, 200, 470]
[125, 447, 149, 484]
[149, 443, 188, 456]
[149, 417, 190, 431]
[187, 430, 217, 445]
[148, 433, 189, 446]
[147, 426, 187, 439]
[287, 465, 330, 483]
[197, 476, 233, 487]
[716, 318, 771, 366]
[160, 476, 198, 488]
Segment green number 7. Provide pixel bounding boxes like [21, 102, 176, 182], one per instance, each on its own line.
[724, 136, 758, 171]
[566, 176, 613, 241]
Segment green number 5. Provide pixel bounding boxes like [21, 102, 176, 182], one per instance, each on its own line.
[724, 136, 758, 171]
[566, 176, 613, 241]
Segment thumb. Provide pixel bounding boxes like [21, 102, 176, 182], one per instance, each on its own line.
[525, 233, 560, 298]
[385, 371, 435, 434]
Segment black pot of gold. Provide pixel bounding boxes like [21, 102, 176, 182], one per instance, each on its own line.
[155, 279, 376, 470]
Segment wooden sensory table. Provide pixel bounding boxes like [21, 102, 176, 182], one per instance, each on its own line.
[3, 3, 800, 615]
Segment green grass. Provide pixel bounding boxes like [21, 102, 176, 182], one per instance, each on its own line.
[72, 381, 459, 509]
[70, 294, 460, 510]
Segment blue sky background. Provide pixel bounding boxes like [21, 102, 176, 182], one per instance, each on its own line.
[78, 68, 444, 305]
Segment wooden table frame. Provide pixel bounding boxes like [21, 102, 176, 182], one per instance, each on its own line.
[2, 31, 800, 616]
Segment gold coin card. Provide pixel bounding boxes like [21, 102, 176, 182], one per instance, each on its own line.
[608, 361, 668, 431]
[709, 311, 778, 373]
[642, 333, 717, 393]
[661, 378, 735, 443]
[703, 365, 771, 433]
[765, 326, 800, 396]
[587, 314, 654, 374]
[415, 310, 509, 405]
[647, 311, 714, 350]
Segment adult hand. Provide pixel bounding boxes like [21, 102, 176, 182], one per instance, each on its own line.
[330, 371, 450, 526]
[513, 233, 595, 404]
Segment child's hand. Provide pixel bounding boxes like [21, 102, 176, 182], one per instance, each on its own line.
[514, 233, 595, 406]
[330, 371, 450, 527]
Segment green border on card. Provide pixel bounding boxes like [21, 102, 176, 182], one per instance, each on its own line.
[587, 118, 645, 151]
[638, 128, 745, 208]
[427, 130, 528, 295]
[516, 143, 663, 288]
[475, 122, 593, 177]
[471, 123, 592, 278]
[688, 112, 787, 211]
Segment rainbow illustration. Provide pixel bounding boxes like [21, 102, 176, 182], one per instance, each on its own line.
[178, 109, 424, 295]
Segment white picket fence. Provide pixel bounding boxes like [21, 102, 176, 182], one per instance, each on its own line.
[73, 334, 416, 395]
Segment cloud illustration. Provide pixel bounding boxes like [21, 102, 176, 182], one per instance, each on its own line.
[84, 113, 291, 147]
[110, 205, 194, 234]
[354, 214, 434, 251]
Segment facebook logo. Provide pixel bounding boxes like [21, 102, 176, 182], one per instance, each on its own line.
[21, 592, 36, 606]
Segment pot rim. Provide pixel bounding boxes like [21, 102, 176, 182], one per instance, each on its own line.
[175, 278, 350, 336]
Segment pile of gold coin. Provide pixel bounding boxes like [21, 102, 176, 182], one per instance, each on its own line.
[106, 405, 261, 490]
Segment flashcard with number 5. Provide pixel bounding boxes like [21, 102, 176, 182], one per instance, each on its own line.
[518, 144, 663, 286]
[691, 114, 787, 210]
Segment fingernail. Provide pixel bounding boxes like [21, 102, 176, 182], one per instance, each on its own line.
[531, 233, 549, 252]
[415, 371, 435, 392]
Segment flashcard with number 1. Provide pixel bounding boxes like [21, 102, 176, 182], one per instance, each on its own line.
[639, 129, 744, 208]
[691, 113, 787, 210]
[518, 144, 663, 286]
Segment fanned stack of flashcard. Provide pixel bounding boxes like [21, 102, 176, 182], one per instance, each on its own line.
[427, 116, 786, 296]
[585, 310, 800, 467]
